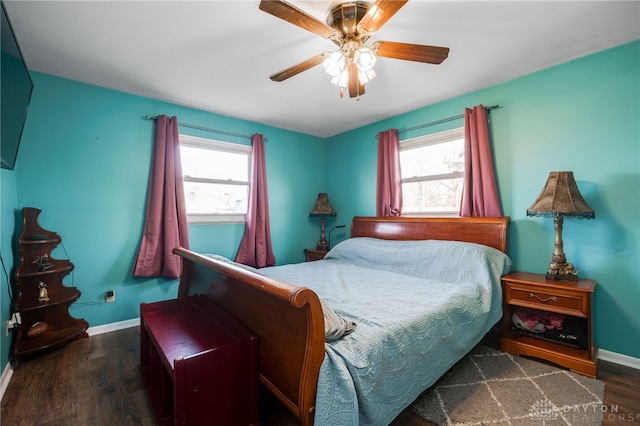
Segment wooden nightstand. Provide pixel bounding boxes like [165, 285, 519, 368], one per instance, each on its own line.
[500, 272, 597, 377]
[304, 248, 328, 262]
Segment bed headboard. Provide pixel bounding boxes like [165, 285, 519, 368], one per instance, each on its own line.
[350, 216, 509, 253]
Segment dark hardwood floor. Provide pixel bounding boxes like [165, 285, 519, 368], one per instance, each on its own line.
[2, 326, 639, 425]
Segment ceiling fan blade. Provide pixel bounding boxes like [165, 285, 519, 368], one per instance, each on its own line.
[372, 41, 450, 64]
[347, 62, 365, 98]
[269, 53, 328, 82]
[259, 0, 336, 39]
[358, 0, 408, 34]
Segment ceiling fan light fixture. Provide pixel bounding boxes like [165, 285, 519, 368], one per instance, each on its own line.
[358, 68, 376, 84]
[259, 0, 449, 99]
[331, 69, 350, 88]
[354, 46, 376, 72]
[323, 51, 346, 77]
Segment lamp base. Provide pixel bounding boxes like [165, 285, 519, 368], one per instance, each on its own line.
[545, 272, 578, 281]
[546, 261, 578, 281]
[316, 240, 329, 251]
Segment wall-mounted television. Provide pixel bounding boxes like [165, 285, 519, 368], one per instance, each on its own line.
[1, 1, 33, 170]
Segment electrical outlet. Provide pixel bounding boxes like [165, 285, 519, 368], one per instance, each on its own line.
[105, 290, 115, 303]
[5, 313, 20, 336]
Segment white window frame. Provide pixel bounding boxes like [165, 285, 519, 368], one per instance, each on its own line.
[400, 127, 465, 217]
[179, 134, 251, 224]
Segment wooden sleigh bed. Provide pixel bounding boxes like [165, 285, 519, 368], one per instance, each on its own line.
[173, 216, 509, 426]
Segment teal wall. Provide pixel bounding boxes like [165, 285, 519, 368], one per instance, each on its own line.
[326, 40, 640, 359]
[1, 40, 638, 370]
[9, 73, 326, 338]
[1, 168, 18, 369]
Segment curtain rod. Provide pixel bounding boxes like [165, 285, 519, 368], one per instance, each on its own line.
[377, 105, 502, 137]
[142, 115, 268, 142]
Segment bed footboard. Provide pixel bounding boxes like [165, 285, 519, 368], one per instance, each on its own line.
[172, 247, 325, 426]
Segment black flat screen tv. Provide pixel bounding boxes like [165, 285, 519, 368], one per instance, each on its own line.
[1, 1, 33, 170]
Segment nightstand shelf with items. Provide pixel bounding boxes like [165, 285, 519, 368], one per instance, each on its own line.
[500, 272, 597, 378]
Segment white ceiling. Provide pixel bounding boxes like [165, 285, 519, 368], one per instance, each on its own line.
[4, 1, 639, 138]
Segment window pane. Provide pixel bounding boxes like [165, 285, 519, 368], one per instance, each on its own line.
[181, 145, 248, 181]
[184, 182, 248, 214]
[402, 178, 463, 213]
[400, 138, 463, 178]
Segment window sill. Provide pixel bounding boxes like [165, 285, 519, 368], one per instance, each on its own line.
[401, 212, 460, 218]
[188, 214, 246, 224]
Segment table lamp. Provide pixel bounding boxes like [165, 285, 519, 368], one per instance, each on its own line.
[309, 193, 336, 251]
[526, 171, 595, 280]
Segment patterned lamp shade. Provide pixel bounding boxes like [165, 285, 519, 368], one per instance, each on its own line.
[309, 193, 336, 217]
[526, 171, 595, 219]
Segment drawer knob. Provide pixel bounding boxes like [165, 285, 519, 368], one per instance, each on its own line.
[529, 292, 557, 303]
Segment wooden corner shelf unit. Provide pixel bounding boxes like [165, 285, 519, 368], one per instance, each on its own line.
[500, 271, 597, 378]
[13, 207, 88, 366]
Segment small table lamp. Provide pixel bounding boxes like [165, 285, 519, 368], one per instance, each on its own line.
[309, 193, 336, 251]
[526, 171, 595, 281]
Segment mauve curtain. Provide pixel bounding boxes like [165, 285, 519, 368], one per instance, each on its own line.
[235, 134, 276, 268]
[133, 115, 190, 279]
[459, 105, 503, 217]
[376, 129, 402, 216]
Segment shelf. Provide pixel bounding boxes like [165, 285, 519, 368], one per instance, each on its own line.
[502, 330, 591, 360]
[18, 288, 81, 311]
[19, 238, 61, 245]
[139, 365, 174, 426]
[17, 264, 74, 279]
[14, 323, 88, 356]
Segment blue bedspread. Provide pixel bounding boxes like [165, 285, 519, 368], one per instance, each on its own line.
[260, 238, 512, 425]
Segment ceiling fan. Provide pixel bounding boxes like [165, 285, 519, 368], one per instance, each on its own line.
[259, 0, 450, 98]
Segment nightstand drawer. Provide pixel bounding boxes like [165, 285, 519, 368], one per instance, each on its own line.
[505, 285, 586, 317]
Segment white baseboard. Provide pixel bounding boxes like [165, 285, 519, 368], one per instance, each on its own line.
[0, 362, 13, 402]
[598, 348, 640, 370]
[86, 317, 139, 336]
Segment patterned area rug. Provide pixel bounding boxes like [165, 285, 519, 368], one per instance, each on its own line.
[412, 346, 605, 426]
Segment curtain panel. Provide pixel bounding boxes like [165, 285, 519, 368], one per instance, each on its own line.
[235, 133, 276, 268]
[460, 105, 503, 217]
[376, 129, 402, 217]
[134, 115, 190, 279]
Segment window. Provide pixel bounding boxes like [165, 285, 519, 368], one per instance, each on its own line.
[400, 127, 465, 216]
[179, 134, 251, 223]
